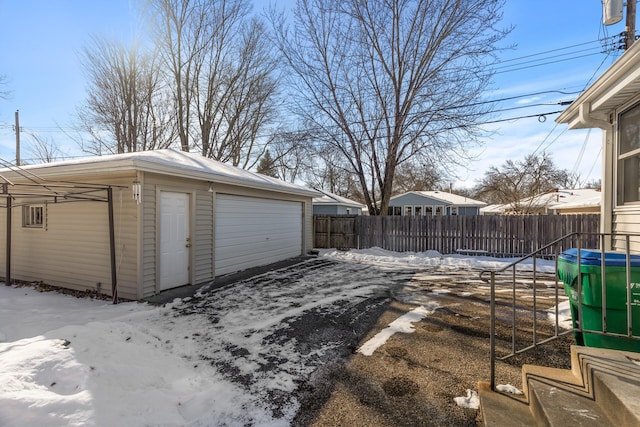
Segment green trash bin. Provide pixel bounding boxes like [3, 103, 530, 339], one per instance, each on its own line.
[558, 248, 640, 352]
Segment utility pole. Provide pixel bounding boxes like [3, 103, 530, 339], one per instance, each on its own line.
[626, 0, 636, 50]
[14, 110, 20, 166]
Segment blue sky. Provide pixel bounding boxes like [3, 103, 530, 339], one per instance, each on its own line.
[0, 1, 628, 188]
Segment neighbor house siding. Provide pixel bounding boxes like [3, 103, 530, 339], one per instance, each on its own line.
[455, 207, 480, 215]
[0, 175, 140, 300]
[390, 193, 448, 208]
[314, 205, 339, 215]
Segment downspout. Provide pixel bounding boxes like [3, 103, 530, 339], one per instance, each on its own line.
[107, 187, 118, 304]
[6, 194, 10, 286]
[578, 103, 613, 248]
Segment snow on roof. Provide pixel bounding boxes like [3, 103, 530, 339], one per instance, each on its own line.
[519, 189, 601, 209]
[3, 149, 319, 198]
[312, 189, 366, 208]
[480, 189, 601, 214]
[391, 191, 486, 207]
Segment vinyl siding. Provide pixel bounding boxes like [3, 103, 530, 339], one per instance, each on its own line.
[0, 175, 139, 300]
[612, 209, 640, 253]
[194, 189, 214, 283]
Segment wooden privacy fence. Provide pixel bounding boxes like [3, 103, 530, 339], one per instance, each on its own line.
[313, 214, 601, 257]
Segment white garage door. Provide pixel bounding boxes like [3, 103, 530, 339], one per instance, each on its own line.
[215, 194, 302, 275]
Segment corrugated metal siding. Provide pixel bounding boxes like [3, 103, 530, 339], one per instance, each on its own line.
[0, 177, 139, 300]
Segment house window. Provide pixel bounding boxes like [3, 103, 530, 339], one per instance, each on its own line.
[425, 206, 433, 216]
[435, 206, 444, 216]
[450, 207, 458, 215]
[414, 206, 422, 216]
[387, 206, 401, 216]
[618, 103, 640, 204]
[23, 205, 44, 228]
[404, 206, 412, 216]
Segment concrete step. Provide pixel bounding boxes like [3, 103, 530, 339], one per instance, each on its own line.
[528, 378, 613, 426]
[480, 345, 640, 426]
[593, 370, 640, 426]
[477, 382, 535, 427]
[521, 364, 587, 398]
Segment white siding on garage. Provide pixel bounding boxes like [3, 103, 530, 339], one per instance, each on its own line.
[215, 194, 302, 275]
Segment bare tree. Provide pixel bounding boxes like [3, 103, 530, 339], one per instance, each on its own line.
[305, 144, 364, 202]
[267, 128, 314, 182]
[393, 160, 442, 194]
[272, 0, 509, 214]
[78, 36, 175, 154]
[473, 152, 572, 213]
[24, 132, 61, 163]
[148, 0, 280, 167]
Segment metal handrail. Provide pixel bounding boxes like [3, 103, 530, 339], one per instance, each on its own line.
[482, 232, 640, 390]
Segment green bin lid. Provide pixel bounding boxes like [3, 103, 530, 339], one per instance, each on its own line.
[559, 248, 640, 267]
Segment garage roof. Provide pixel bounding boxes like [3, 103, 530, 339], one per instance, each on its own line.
[3, 149, 319, 198]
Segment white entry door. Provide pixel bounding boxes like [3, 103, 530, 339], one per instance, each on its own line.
[159, 192, 190, 290]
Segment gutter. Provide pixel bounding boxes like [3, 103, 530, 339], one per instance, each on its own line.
[578, 103, 610, 130]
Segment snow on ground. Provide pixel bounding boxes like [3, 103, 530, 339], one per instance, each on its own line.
[357, 304, 440, 356]
[321, 247, 557, 273]
[0, 248, 568, 426]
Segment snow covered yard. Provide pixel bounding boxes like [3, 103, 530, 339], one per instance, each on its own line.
[0, 248, 571, 426]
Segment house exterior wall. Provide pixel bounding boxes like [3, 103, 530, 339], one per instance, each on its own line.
[610, 100, 640, 253]
[388, 193, 481, 216]
[313, 205, 361, 215]
[0, 174, 140, 300]
[454, 206, 481, 215]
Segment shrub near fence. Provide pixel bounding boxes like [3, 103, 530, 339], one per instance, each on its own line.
[313, 214, 600, 257]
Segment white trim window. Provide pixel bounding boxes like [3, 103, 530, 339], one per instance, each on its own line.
[414, 206, 423, 216]
[404, 206, 413, 216]
[23, 205, 44, 228]
[387, 206, 402, 216]
[618, 102, 640, 205]
[425, 206, 434, 216]
[435, 206, 444, 216]
[450, 206, 458, 215]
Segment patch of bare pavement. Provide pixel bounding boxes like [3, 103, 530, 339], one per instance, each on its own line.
[295, 268, 574, 427]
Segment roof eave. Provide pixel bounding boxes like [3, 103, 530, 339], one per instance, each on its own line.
[557, 41, 640, 128]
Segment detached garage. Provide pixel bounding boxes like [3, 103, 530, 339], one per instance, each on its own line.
[0, 149, 318, 300]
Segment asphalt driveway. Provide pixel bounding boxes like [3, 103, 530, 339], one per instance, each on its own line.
[164, 251, 573, 426]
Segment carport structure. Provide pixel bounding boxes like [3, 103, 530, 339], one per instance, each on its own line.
[0, 149, 317, 301]
[0, 167, 124, 302]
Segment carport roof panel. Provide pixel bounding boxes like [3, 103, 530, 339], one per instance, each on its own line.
[1, 149, 320, 198]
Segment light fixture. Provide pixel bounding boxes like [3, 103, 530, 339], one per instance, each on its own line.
[132, 179, 142, 204]
[208, 182, 214, 193]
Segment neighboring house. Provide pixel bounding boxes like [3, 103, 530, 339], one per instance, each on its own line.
[480, 189, 601, 215]
[312, 189, 366, 215]
[557, 40, 640, 252]
[387, 191, 486, 216]
[0, 149, 318, 300]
